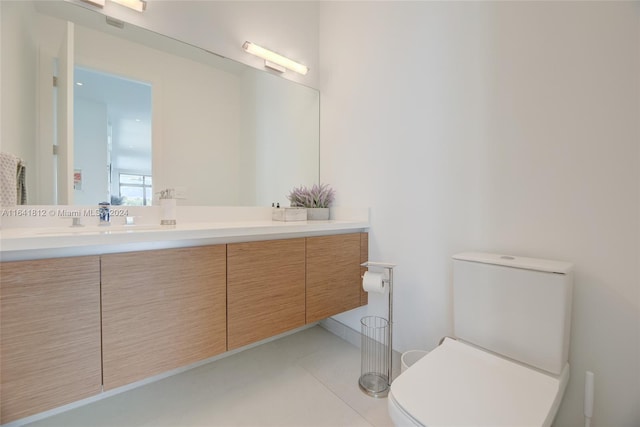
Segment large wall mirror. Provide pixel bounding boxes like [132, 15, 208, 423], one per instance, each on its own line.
[1, 1, 319, 207]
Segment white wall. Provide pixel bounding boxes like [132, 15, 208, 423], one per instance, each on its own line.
[319, 2, 639, 426]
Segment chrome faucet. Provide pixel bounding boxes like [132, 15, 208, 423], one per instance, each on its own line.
[98, 202, 111, 225]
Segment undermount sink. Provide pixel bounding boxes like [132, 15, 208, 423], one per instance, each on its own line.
[34, 224, 166, 236]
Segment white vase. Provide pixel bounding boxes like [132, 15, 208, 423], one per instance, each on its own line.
[307, 207, 329, 220]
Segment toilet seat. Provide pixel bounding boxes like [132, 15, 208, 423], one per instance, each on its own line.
[388, 338, 569, 427]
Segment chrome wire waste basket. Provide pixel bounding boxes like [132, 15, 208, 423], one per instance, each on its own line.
[359, 315, 390, 397]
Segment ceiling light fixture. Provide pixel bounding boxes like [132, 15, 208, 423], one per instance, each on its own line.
[111, 0, 147, 12]
[242, 41, 308, 76]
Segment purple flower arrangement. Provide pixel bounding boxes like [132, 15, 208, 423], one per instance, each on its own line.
[287, 183, 335, 208]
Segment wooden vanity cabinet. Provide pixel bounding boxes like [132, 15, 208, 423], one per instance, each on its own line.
[101, 245, 226, 390]
[0, 230, 367, 421]
[227, 238, 306, 350]
[306, 233, 364, 323]
[0, 256, 102, 424]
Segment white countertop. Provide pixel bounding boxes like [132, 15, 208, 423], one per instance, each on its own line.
[0, 219, 369, 261]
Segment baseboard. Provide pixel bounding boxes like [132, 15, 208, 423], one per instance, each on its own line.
[319, 317, 362, 348]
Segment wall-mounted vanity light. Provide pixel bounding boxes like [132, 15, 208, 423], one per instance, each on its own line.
[242, 41, 308, 75]
[81, 0, 146, 12]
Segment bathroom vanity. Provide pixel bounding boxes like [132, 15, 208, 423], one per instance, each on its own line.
[0, 218, 368, 424]
[1, 0, 364, 422]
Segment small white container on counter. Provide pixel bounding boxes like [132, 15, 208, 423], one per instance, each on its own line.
[272, 207, 307, 221]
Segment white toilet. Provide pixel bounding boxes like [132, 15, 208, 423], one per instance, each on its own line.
[388, 252, 573, 427]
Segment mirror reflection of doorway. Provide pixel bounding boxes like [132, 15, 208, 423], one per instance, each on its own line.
[73, 66, 152, 206]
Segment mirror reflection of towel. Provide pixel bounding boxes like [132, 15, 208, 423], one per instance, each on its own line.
[17, 161, 27, 205]
[0, 152, 26, 206]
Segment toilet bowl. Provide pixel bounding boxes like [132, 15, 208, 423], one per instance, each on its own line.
[388, 253, 574, 427]
[388, 338, 569, 427]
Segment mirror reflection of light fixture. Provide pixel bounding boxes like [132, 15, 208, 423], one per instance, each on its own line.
[111, 0, 147, 12]
[81, 0, 146, 12]
[81, 0, 106, 7]
[242, 41, 308, 76]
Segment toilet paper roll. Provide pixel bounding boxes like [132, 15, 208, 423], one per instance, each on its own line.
[362, 271, 385, 294]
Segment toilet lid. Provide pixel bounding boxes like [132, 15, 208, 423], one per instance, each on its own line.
[390, 338, 566, 427]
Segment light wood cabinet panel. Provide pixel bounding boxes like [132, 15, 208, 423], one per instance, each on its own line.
[360, 232, 369, 306]
[306, 233, 362, 323]
[227, 239, 305, 350]
[101, 245, 226, 390]
[0, 256, 102, 424]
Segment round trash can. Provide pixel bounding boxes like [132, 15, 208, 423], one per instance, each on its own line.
[401, 350, 428, 373]
[359, 316, 390, 397]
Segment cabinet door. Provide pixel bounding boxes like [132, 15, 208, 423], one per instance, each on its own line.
[101, 245, 226, 390]
[227, 239, 305, 350]
[0, 256, 102, 424]
[306, 233, 362, 323]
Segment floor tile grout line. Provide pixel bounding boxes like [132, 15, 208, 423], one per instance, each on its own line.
[295, 358, 382, 427]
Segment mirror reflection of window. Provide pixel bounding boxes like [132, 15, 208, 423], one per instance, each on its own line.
[73, 66, 152, 206]
[118, 173, 152, 206]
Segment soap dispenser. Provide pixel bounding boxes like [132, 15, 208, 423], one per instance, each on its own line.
[159, 188, 176, 226]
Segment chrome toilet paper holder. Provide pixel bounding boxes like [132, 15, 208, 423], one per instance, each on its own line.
[359, 261, 396, 397]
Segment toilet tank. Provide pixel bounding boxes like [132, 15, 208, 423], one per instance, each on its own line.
[452, 252, 573, 376]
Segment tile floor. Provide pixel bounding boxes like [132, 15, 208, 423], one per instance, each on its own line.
[26, 326, 395, 427]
